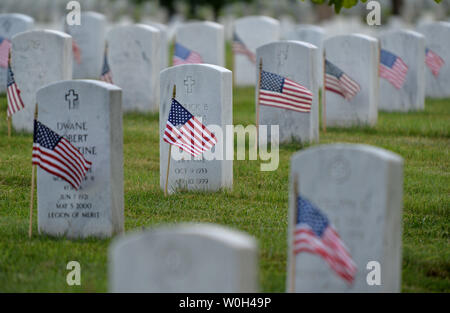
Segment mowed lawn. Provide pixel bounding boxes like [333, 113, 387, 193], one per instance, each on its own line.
[0, 46, 449, 292]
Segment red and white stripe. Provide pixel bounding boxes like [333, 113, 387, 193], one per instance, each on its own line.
[426, 50, 445, 78]
[294, 225, 357, 283]
[32, 137, 92, 189]
[7, 80, 24, 117]
[259, 78, 313, 113]
[72, 40, 81, 65]
[379, 58, 408, 89]
[325, 73, 360, 101]
[164, 117, 217, 157]
[0, 39, 11, 68]
[101, 72, 113, 84]
[233, 42, 256, 63]
[172, 51, 203, 66]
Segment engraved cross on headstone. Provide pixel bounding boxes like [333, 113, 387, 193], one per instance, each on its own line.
[184, 76, 195, 93]
[277, 49, 288, 67]
[65, 89, 79, 110]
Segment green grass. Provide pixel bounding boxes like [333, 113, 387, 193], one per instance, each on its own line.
[0, 45, 449, 292]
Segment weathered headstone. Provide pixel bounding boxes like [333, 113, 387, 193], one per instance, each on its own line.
[175, 21, 224, 67]
[417, 22, 450, 98]
[36, 80, 124, 238]
[0, 13, 34, 93]
[324, 34, 379, 127]
[288, 144, 403, 292]
[107, 24, 160, 112]
[160, 64, 232, 193]
[147, 21, 169, 71]
[256, 41, 319, 144]
[64, 11, 106, 79]
[379, 30, 425, 112]
[286, 25, 325, 87]
[11, 30, 72, 133]
[234, 16, 280, 86]
[109, 223, 258, 292]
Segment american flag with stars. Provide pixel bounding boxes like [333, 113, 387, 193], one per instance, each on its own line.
[0, 36, 12, 68]
[232, 32, 256, 64]
[379, 49, 408, 89]
[32, 120, 92, 190]
[172, 43, 203, 66]
[100, 49, 113, 84]
[294, 196, 357, 284]
[259, 70, 313, 113]
[7, 61, 25, 117]
[163, 98, 217, 157]
[425, 48, 444, 78]
[325, 60, 361, 101]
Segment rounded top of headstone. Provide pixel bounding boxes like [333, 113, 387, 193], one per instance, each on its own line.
[258, 40, 318, 52]
[109, 23, 160, 35]
[12, 29, 71, 41]
[379, 28, 425, 40]
[0, 13, 34, 23]
[81, 11, 106, 20]
[235, 15, 280, 26]
[146, 21, 168, 31]
[37, 79, 122, 98]
[179, 20, 223, 30]
[325, 33, 378, 45]
[291, 143, 403, 165]
[417, 20, 450, 31]
[161, 63, 231, 75]
[294, 24, 325, 34]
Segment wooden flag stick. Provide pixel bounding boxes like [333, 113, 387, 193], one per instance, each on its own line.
[164, 85, 176, 197]
[7, 117, 11, 137]
[290, 173, 300, 292]
[256, 58, 262, 148]
[322, 51, 327, 134]
[29, 103, 38, 238]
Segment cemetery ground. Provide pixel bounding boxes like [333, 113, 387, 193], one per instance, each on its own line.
[0, 89, 448, 292]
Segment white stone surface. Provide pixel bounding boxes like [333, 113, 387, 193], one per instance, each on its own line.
[65, 11, 106, 79]
[379, 30, 425, 112]
[286, 25, 326, 87]
[175, 21, 224, 67]
[324, 34, 379, 127]
[160, 64, 232, 193]
[256, 41, 319, 144]
[0, 13, 34, 93]
[36, 80, 124, 239]
[146, 21, 169, 71]
[107, 24, 161, 112]
[234, 16, 280, 86]
[417, 21, 450, 98]
[287, 144, 403, 292]
[109, 223, 258, 292]
[11, 30, 72, 133]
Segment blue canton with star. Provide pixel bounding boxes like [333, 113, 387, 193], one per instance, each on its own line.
[33, 120, 62, 150]
[7, 65, 15, 87]
[297, 196, 330, 237]
[168, 98, 193, 126]
[325, 60, 344, 79]
[260, 70, 285, 92]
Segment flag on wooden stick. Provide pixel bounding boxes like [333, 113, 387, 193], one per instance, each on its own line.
[232, 32, 256, 64]
[0, 36, 11, 68]
[425, 48, 444, 78]
[172, 43, 203, 65]
[325, 60, 360, 101]
[7, 61, 25, 117]
[379, 49, 408, 89]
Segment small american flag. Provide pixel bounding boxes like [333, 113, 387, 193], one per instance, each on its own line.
[72, 40, 81, 65]
[232, 32, 256, 64]
[425, 48, 444, 78]
[32, 120, 92, 190]
[172, 43, 203, 66]
[379, 49, 408, 89]
[294, 196, 357, 284]
[325, 60, 360, 101]
[163, 98, 216, 156]
[259, 70, 313, 113]
[6, 61, 25, 117]
[0, 36, 12, 68]
[100, 49, 113, 84]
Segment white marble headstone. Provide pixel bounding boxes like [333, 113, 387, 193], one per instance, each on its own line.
[109, 223, 258, 292]
[36, 80, 124, 239]
[11, 30, 72, 133]
[146, 21, 169, 71]
[256, 41, 319, 144]
[160, 64, 232, 193]
[287, 144, 403, 292]
[64, 11, 106, 79]
[0, 13, 34, 93]
[107, 24, 161, 112]
[417, 22, 450, 98]
[234, 16, 280, 86]
[379, 30, 425, 112]
[286, 25, 326, 87]
[324, 34, 379, 127]
[175, 21, 224, 67]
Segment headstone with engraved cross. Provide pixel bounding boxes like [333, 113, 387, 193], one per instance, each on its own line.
[36, 80, 124, 238]
[160, 64, 233, 193]
[11, 29, 72, 133]
[0, 13, 34, 93]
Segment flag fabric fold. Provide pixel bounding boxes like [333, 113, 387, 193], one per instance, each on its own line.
[100, 49, 113, 84]
[258, 70, 313, 113]
[163, 98, 217, 157]
[172, 43, 203, 66]
[325, 60, 361, 101]
[6, 61, 25, 117]
[379, 49, 408, 89]
[0, 36, 11, 68]
[32, 120, 92, 190]
[232, 32, 256, 64]
[294, 195, 357, 284]
[425, 48, 444, 78]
